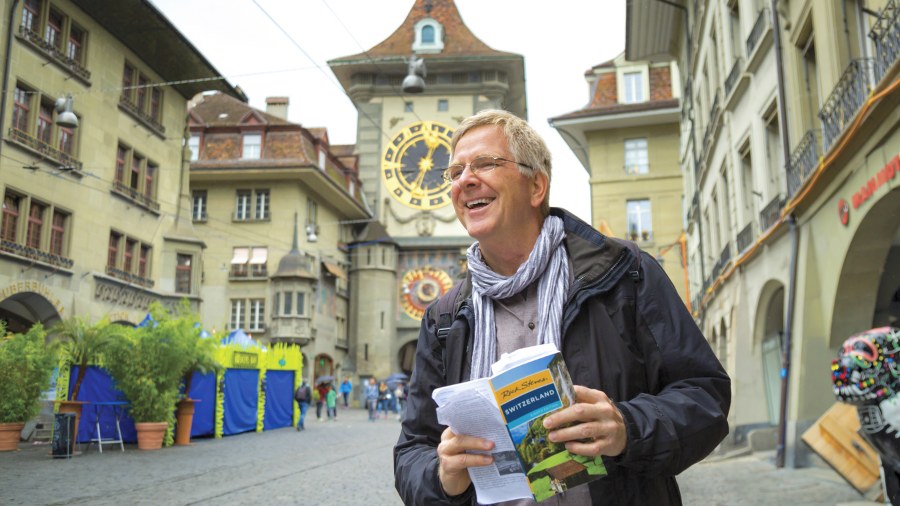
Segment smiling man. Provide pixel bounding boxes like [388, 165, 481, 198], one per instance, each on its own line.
[394, 110, 731, 505]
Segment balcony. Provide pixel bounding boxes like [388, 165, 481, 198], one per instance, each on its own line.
[759, 195, 784, 232]
[105, 265, 154, 288]
[786, 129, 821, 198]
[736, 223, 754, 253]
[17, 26, 91, 84]
[111, 181, 161, 212]
[229, 267, 268, 280]
[0, 239, 74, 269]
[118, 97, 166, 138]
[869, 0, 899, 83]
[746, 9, 769, 58]
[725, 58, 743, 97]
[819, 59, 873, 150]
[7, 128, 83, 172]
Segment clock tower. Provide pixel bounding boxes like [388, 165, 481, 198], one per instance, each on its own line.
[329, 0, 526, 381]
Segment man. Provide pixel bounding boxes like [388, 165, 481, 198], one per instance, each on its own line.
[365, 378, 379, 422]
[340, 377, 353, 407]
[294, 380, 311, 431]
[393, 110, 730, 505]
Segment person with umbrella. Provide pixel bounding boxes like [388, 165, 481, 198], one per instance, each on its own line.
[315, 375, 334, 422]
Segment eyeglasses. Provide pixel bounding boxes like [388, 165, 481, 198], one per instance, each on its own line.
[441, 155, 534, 183]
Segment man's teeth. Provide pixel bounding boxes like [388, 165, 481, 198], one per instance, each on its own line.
[466, 198, 492, 209]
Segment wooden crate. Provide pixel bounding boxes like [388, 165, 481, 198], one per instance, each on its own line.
[801, 402, 881, 493]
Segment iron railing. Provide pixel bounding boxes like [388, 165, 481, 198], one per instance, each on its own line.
[725, 57, 744, 97]
[869, 0, 900, 83]
[0, 239, 74, 268]
[759, 195, 784, 232]
[17, 26, 91, 81]
[719, 241, 732, 268]
[105, 265, 154, 288]
[819, 58, 873, 150]
[702, 92, 720, 154]
[8, 128, 83, 171]
[118, 97, 166, 136]
[746, 8, 769, 57]
[786, 129, 820, 198]
[736, 223, 754, 253]
[112, 181, 161, 211]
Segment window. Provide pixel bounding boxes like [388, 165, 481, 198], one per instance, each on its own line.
[230, 299, 245, 330]
[437, 99, 448, 112]
[13, 85, 31, 132]
[296, 292, 306, 316]
[235, 191, 251, 220]
[234, 189, 269, 221]
[49, 209, 67, 255]
[230, 246, 267, 277]
[624, 138, 649, 174]
[120, 62, 163, 129]
[37, 102, 53, 143]
[764, 102, 783, 190]
[191, 190, 207, 221]
[176, 254, 192, 293]
[622, 72, 644, 103]
[242, 133, 261, 159]
[307, 198, 318, 236]
[248, 299, 265, 331]
[404, 101, 414, 112]
[188, 134, 201, 161]
[114, 144, 158, 202]
[25, 201, 45, 248]
[422, 25, 435, 43]
[45, 9, 63, 49]
[21, 0, 40, 33]
[58, 125, 74, 155]
[2, 194, 20, 242]
[67, 24, 84, 63]
[739, 140, 755, 216]
[108, 231, 152, 284]
[282, 292, 293, 315]
[626, 199, 653, 242]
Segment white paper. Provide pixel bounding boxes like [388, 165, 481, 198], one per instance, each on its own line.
[434, 378, 533, 504]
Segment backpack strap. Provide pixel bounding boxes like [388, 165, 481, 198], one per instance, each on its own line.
[432, 281, 464, 341]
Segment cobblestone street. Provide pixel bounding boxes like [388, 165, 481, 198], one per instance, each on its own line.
[0, 406, 880, 505]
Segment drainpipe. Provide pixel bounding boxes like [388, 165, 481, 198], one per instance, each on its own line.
[0, 0, 21, 162]
[770, 0, 797, 469]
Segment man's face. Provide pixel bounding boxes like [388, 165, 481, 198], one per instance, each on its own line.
[450, 125, 544, 245]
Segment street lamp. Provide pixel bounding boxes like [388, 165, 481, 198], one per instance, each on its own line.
[55, 93, 78, 128]
[402, 54, 426, 94]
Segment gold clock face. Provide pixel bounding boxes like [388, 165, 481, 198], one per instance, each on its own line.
[400, 267, 454, 320]
[382, 121, 454, 210]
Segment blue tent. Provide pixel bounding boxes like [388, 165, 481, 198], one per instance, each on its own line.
[220, 329, 257, 348]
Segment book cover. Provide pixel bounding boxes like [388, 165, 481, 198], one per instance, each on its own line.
[489, 346, 607, 501]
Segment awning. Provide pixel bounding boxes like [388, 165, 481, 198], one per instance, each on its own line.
[322, 261, 347, 280]
[231, 247, 250, 264]
[249, 247, 268, 264]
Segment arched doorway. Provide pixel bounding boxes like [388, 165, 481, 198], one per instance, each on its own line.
[0, 290, 62, 333]
[398, 340, 417, 377]
[760, 285, 785, 426]
[313, 354, 333, 382]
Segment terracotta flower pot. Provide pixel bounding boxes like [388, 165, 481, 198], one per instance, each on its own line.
[174, 399, 196, 446]
[0, 423, 24, 452]
[135, 422, 167, 450]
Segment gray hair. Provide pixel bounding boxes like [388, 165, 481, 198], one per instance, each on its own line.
[451, 109, 552, 216]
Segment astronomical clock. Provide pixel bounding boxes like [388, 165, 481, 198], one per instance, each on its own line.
[382, 120, 454, 210]
[400, 266, 454, 320]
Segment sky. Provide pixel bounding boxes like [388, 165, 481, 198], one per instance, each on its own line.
[150, 0, 628, 223]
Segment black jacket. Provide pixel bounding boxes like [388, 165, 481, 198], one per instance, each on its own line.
[394, 209, 731, 505]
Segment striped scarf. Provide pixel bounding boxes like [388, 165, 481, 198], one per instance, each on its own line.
[467, 216, 570, 379]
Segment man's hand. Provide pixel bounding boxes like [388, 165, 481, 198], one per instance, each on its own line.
[542, 385, 627, 458]
[437, 427, 495, 497]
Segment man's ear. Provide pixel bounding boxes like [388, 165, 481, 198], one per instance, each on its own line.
[531, 171, 549, 208]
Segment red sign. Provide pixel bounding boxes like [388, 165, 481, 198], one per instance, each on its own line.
[838, 198, 849, 226]
[851, 154, 899, 209]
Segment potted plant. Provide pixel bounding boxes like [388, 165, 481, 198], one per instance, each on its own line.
[0, 322, 56, 451]
[173, 302, 220, 446]
[49, 316, 118, 446]
[104, 303, 193, 450]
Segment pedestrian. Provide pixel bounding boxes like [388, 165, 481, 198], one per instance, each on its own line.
[394, 382, 406, 420]
[378, 381, 392, 419]
[365, 378, 378, 421]
[339, 377, 352, 408]
[315, 381, 329, 421]
[294, 380, 311, 431]
[326, 384, 337, 421]
[393, 109, 731, 505]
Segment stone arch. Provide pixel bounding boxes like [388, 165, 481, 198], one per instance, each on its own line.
[313, 353, 334, 381]
[756, 281, 785, 425]
[718, 318, 729, 367]
[831, 186, 900, 346]
[398, 340, 417, 377]
[0, 281, 65, 333]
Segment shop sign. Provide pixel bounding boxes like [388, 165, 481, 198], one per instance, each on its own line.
[838, 198, 849, 226]
[851, 154, 899, 209]
[233, 351, 258, 368]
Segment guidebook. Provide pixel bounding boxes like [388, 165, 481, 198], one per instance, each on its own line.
[433, 343, 607, 503]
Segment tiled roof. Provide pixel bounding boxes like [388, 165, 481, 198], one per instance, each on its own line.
[551, 98, 680, 122]
[191, 93, 290, 127]
[331, 0, 516, 62]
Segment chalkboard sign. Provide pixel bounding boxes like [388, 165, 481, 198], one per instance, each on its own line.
[51, 413, 75, 458]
